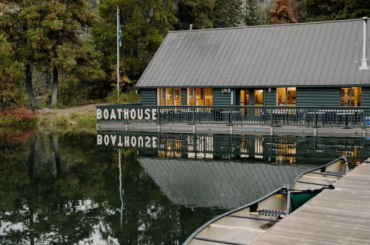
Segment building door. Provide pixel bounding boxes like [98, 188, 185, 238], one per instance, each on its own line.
[240, 90, 249, 116]
[254, 90, 264, 116]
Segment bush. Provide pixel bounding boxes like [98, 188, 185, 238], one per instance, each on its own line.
[106, 89, 140, 104]
[0, 107, 37, 127]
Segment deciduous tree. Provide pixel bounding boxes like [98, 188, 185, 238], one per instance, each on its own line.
[270, 0, 297, 24]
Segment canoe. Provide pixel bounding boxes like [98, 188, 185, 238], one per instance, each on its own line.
[288, 156, 349, 213]
[291, 156, 349, 192]
[182, 185, 290, 245]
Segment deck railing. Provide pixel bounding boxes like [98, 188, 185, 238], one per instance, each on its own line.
[96, 105, 370, 129]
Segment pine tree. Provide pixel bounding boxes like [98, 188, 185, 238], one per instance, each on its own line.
[0, 0, 103, 108]
[92, 0, 177, 96]
[245, 0, 260, 26]
[270, 0, 297, 24]
[212, 0, 243, 28]
[0, 1, 37, 108]
[176, 0, 214, 29]
[0, 35, 25, 108]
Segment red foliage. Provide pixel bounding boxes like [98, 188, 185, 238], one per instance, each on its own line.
[0, 107, 36, 122]
[270, 0, 297, 24]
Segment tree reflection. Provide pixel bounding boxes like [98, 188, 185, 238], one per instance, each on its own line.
[0, 132, 225, 245]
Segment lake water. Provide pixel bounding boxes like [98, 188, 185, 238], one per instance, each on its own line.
[1, 131, 368, 244]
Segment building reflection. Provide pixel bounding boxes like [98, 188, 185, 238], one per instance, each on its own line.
[97, 132, 368, 165]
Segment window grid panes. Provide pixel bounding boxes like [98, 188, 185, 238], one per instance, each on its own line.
[277, 87, 296, 106]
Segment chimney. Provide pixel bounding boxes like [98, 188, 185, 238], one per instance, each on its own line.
[360, 17, 369, 70]
[189, 24, 193, 31]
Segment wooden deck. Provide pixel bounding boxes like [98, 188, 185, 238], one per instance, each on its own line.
[251, 158, 370, 245]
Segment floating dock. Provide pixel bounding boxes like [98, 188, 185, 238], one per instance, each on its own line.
[251, 158, 370, 245]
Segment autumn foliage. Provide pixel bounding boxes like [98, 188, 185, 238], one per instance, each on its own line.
[270, 0, 297, 24]
[0, 108, 36, 123]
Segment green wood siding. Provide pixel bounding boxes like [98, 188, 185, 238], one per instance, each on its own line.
[181, 89, 187, 105]
[249, 90, 255, 106]
[296, 88, 340, 106]
[264, 88, 276, 106]
[140, 89, 157, 106]
[362, 87, 370, 106]
[213, 89, 232, 106]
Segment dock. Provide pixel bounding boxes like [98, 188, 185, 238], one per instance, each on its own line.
[98, 123, 370, 137]
[251, 158, 370, 245]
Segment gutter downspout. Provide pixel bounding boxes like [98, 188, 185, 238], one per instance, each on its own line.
[360, 17, 369, 70]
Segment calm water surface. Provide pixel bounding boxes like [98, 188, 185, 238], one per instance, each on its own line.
[1, 131, 368, 244]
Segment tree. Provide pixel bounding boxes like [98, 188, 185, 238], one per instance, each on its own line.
[20, 0, 101, 108]
[212, 0, 243, 28]
[270, 0, 297, 24]
[91, 0, 177, 98]
[176, 0, 214, 29]
[0, 1, 38, 108]
[245, 0, 260, 26]
[0, 35, 25, 108]
[306, 0, 370, 21]
[291, 0, 306, 22]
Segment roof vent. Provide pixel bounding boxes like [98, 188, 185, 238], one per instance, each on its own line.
[360, 17, 369, 70]
[189, 24, 193, 31]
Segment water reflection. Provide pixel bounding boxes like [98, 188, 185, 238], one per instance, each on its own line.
[1, 131, 368, 244]
[97, 132, 368, 166]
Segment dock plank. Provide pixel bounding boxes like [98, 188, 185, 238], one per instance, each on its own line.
[251, 160, 370, 245]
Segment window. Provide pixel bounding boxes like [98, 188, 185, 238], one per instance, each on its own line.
[157, 88, 181, 106]
[196, 88, 204, 105]
[255, 90, 264, 105]
[166, 88, 173, 105]
[205, 88, 213, 106]
[277, 87, 296, 106]
[158, 88, 165, 106]
[188, 88, 196, 105]
[174, 88, 181, 106]
[341, 87, 361, 107]
[188, 88, 213, 106]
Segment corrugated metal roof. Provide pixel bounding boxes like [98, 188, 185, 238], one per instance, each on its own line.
[139, 158, 317, 209]
[136, 19, 370, 88]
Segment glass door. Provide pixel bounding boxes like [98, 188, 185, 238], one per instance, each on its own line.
[240, 90, 249, 116]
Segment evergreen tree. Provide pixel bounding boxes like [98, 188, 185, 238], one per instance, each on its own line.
[92, 0, 177, 96]
[306, 0, 370, 21]
[176, 0, 214, 30]
[212, 0, 243, 28]
[245, 0, 260, 26]
[0, 0, 103, 108]
[270, 0, 297, 24]
[22, 0, 101, 108]
[0, 35, 25, 108]
[0, 1, 37, 108]
[291, 0, 306, 22]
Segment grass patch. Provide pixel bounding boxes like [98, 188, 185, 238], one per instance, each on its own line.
[38, 113, 96, 132]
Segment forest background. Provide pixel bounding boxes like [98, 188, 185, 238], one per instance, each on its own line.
[1, 0, 370, 120]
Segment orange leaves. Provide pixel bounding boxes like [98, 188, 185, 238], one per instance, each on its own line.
[270, 0, 297, 24]
[0, 108, 36, 122]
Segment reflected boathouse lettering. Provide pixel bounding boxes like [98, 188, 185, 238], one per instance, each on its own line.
[97, 132, 369, 165]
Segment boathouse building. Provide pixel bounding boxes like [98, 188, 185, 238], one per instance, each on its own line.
[136, 18, 370, 108]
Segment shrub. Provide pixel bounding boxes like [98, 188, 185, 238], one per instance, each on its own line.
[0, 107, 37, 127]
[106, 89, 140, 104]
